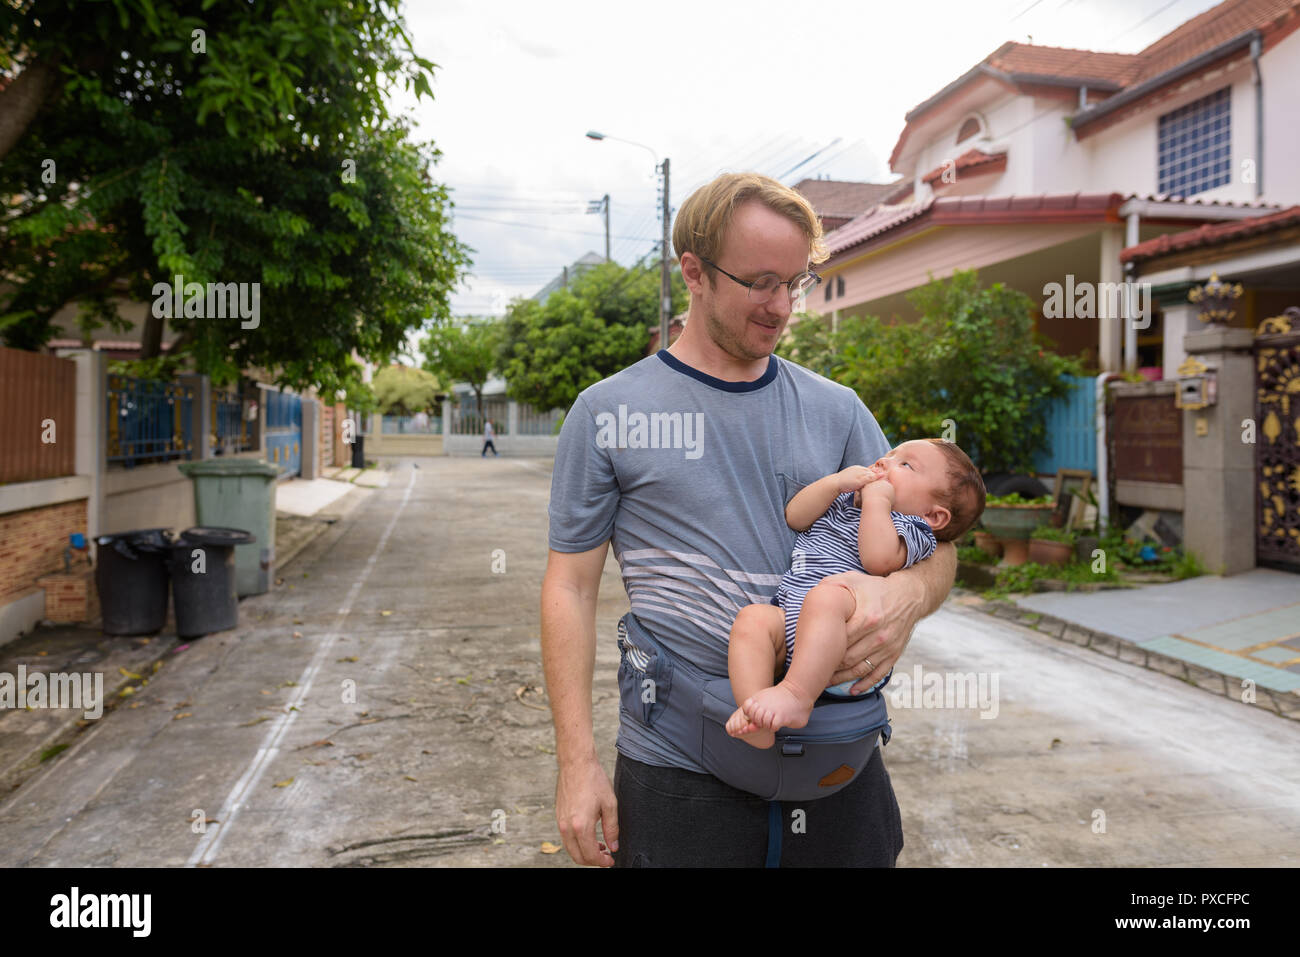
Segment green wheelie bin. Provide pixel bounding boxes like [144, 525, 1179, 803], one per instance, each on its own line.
[176, 459, 281, 596]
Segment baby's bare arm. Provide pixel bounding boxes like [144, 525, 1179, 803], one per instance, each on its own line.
[858, 488, 907, 576]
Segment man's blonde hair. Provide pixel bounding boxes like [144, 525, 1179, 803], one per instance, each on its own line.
[672, 173, 827, 275]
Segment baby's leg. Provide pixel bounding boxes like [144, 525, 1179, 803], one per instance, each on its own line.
[743, 581, 856, 733]
[726, 603, 787, 749]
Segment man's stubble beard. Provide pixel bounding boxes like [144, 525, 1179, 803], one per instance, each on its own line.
[700, 296, 779, 364]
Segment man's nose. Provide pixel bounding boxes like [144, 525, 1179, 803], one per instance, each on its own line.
[764, 291, 793, 320]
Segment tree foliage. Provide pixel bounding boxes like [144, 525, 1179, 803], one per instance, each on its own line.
[371, 364, 442, 417]
[419, 317, 504, 413]
[496, 260, 687, 412]
[0, 0, 470, 404]
[777, 270, 1082, 474]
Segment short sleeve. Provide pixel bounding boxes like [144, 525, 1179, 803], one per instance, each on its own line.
[547, 394, 620, 552]
[840, 395, 892, 471]
[891, 513, 937, 567]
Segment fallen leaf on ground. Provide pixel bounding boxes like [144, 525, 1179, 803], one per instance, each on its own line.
[119, 686, 136, 697]
[293, 617, 303, 624]
[404, 775, 417, 782]
[260, 689, 272, 695]
[275, 578, 284, 585]
[273, 778, 294, 788]
[36, 651, 47, 657]
[337, 656, 359, 663]
[349, 752, 372, 761]
[240, 716, 271, 727]
[119, 667, 142, 680]
[173, 712, 192, 720]
[455, 676, 470, 685]
[174, 700, 192, 710]
[540, 842, 561, 854]
[292, 631, 302, 639]
[278, 680, 298, 688]
[380, 610, 392, 616]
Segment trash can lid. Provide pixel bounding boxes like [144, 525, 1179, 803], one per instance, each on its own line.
[95, 527, 175, 548]
[180, 526, 256, 547]
[177, 458, 281, 478]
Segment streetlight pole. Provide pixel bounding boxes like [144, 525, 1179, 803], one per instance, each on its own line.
[586, 131, 671, 351]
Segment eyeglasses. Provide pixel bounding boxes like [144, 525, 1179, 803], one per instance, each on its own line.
[698, 257, 821, 305]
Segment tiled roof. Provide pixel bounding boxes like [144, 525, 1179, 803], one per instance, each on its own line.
[1120, 204, 1300, 264]
[984, 41, 1142, 87]
[920, 148, 1007, 186]
[792, 179, 899, 219]
[1132, 0, 1299, 84]
[894, 0, 1300, 161]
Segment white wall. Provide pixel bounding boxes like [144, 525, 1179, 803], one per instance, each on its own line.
[1261, 25, 1300, 205]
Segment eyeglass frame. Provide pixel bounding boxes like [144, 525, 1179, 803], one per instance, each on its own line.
[696, 256, 822, 305]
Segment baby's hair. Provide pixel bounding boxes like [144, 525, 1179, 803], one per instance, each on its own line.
[916, 438, 986, 542]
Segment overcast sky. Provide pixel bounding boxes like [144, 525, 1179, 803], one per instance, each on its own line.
[395, 0, 1224, 320]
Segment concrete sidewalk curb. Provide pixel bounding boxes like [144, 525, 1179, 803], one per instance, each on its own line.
[956, 589, 1300, 723]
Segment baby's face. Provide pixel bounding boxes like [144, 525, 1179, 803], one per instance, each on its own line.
[867, 441, 949, 525]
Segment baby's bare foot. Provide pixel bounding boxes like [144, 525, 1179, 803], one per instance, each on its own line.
[743, 684, 813, 732]
[725, 706, 775, 749]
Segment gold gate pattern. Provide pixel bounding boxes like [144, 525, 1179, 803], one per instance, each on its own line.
[1255, 307, 1300, 570]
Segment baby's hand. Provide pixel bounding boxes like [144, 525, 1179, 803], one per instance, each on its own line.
[862, 477, 896, 507]
[835, 466, 875, 494]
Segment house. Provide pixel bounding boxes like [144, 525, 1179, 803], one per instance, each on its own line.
[812, 0, 1300, 377]
[530, 251, 607, 305]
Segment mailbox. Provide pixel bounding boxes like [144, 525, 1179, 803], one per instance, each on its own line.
[1175, 356, 1216, 410]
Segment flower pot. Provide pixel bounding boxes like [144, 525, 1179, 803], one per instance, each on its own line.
[1028, 538, 1073, 566]
[973, 531, 1002, 557]
[997, 538, 1031, 566]
[980, 503, 1055, 540]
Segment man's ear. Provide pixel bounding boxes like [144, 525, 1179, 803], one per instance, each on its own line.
[680, 252, 708, 296]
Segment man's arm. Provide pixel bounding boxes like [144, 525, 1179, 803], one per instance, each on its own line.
[825, 540, 957, 692]
[540, 543, 619, 868]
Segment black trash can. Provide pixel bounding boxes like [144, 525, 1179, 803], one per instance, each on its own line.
[351, 433, 365, 469]
[167, 527, 255, 638]
[95, 528, 175, 636]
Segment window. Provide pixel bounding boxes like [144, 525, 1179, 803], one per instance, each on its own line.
[956, 117, 981, 144]
[1157, 87, 1230, 197]
[836, 276, 845, 298]
[824, 281, 833, 302]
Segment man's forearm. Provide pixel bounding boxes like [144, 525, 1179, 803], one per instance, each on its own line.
[886, 540, 956, 619]
[540, 580, 600, 767]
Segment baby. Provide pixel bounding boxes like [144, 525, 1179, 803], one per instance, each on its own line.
[725, 438, 986, 748]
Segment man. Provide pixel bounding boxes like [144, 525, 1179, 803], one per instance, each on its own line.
[541, 172, 956, 867]
[481, 418, 498, 457]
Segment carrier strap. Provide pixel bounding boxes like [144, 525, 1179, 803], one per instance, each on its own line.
[765, 800, 782, 868]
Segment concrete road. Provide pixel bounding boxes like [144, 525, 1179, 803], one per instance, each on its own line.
[1, 456, 1296, 867]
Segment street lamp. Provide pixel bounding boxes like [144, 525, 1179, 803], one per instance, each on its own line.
[586, 130, 672, 352]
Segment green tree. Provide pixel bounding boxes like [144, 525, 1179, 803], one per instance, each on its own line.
[495, 259, 685, 412]
[419, 317, 503, 418]
[780, 271, 1081, 474]
[371, 364, 442, 419]
[0, 0, 469, 400]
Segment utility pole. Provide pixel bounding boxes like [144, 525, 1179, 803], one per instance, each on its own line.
[659, 159, 671, 351]
[603, 194, 611, 262]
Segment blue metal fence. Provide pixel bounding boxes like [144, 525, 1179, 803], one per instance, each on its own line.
[264, 388, 302, 477]
[106, 375, 194, 468]
[1032, 374, 1097, 475]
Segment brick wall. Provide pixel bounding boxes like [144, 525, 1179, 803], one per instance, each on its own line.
[0, 500, 89, 604]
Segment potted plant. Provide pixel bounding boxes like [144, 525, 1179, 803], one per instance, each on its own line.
[973, 527, 1003, 558]
[1028, 525, 1075, 566]
[979, 493, 1056, 566]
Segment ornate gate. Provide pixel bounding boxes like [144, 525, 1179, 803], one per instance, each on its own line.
[1255, 307, 1300, 571]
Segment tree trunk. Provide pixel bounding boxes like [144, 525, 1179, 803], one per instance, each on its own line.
[0, 54, 64, 162]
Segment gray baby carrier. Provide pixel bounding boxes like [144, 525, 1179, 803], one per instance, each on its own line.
[616, 610, 891, 802]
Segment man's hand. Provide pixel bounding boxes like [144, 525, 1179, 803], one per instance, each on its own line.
[555, 755, 619, 867]
[823, 571, 924, 693]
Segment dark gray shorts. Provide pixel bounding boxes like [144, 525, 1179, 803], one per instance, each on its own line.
[611, 743, 904, 868]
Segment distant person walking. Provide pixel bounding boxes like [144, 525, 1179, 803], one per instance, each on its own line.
[482, 419, 498, 457]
